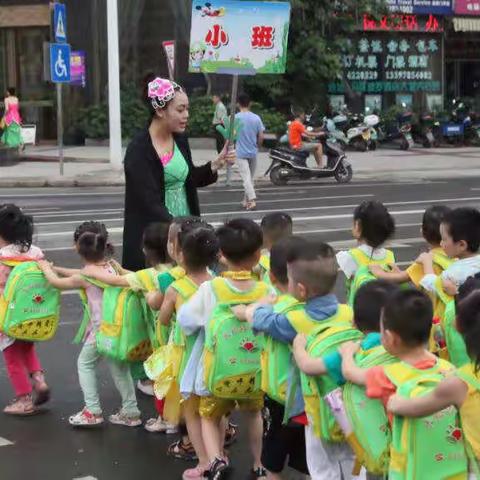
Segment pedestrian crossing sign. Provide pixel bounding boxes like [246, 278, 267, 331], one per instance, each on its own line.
[53, 3, 67, 43]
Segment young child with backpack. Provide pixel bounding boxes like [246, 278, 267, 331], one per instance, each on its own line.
[0, 204, 50, 415]
[340, 289, 468, 480]
[336, 201, 395, 304]
[240, 240, 356, 480]
[256, 212, 293, 283]
[369, 205, 452, 357]
[234, 236, 309, 479]
[156, 226, 219, 480]
[293, 280, 399, 479]
[39, 221, 141, 428]
[177, 218, 270, 480]
[84, 221, 171, 398]
[388, 287, 480, 478]
[417, 207, 480, 298]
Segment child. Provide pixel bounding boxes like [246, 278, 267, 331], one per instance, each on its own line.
[336, 201, 395, 301]
[388, 288, 480, 473]
[369, 205, 451, 285]
[340, 289, 467, 479]
[177, 218, 269, 480]
[39, 221, 141, 427]
[417, 207, 480, 296]
[236, 236, 310, 479]
[241, 240, 355, 480]
[293, 279, 398, 385]
[293, 280, 398, 480]
[0, 204, 49, 415]
[256, 212, 293, 283]
[84, 221, 171, 397]
[158, 226, 219, 480]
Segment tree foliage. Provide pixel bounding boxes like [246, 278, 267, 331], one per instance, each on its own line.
[244, 0, 387, 111]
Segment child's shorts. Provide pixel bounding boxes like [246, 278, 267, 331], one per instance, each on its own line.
[261, 397, 308, 475]
[199, 395, 264, 419]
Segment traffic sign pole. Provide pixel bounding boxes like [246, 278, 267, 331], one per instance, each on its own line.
[107, 0, 122, 168]
[57, 83, 64, 175]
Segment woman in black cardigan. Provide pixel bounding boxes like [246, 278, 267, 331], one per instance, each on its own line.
[122, 77, 233, 270]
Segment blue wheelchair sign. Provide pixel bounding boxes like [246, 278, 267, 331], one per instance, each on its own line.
[53, 3, 67, 43]
[50, 43, 71, 83]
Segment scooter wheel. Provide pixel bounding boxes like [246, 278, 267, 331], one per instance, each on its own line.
[334, 163, 353, 184]
[270, 165, 290, 186]
[423, 139, 432, 148]
[353, 139, 368, 152]
[400, 139, 410, 150]
[369, 140, 377, 151]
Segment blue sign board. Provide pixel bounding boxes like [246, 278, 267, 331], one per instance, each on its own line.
[386, 0, 453, 15]
[53, 3, 67, 43]
[50, 43, 71, 83]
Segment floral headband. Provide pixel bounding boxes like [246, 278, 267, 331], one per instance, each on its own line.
[148, 77, 181, 110]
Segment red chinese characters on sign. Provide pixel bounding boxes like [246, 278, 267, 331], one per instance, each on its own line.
[205, 24, 229, 48]
[251, 26, 275, 49]
[363, 14, 442, 32]
[455, 0, 480, 15]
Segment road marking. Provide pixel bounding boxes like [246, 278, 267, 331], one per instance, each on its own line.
[203, 196, 480, 218]
[0, 192, 123, 198]
[201, 193, 374, 207]
[0, 437, 14, 447]
[73, 476, 98, 480]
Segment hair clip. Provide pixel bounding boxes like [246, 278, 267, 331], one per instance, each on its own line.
[148, 77, 180, 110]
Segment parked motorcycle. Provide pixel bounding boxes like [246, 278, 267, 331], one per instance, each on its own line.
[266, 136, 353, 186]
[377, 104, 414, 150]
[411, 112, 437, 148]
[326, 108, 371, 152]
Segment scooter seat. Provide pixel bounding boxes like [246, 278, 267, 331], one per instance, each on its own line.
[274, 147, 310, 159]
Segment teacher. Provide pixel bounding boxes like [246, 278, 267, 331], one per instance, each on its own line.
[122, 77, 233, 270]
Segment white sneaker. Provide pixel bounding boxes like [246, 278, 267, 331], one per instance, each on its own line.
[145, 416, 179, 434]
[136, 380, 154, 396]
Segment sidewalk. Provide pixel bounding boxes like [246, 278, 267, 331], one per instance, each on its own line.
[0, 144, 479, 187]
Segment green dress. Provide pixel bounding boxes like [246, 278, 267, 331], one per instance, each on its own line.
[164, 144, 191, 217]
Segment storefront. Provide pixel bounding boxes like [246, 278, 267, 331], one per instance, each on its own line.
[447, 1, 480, 106]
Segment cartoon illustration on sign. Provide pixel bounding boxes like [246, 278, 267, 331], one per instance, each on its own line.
[196, 2, 226, 17]
[189, 0, 291, 74]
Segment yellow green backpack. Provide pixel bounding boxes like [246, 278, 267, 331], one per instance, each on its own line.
[260, 294, 303, 404]
[170, 276, 200, 382]
[442, 301, 469, 368]
[347, 248, 396, 306]
[385, 359, 468, 480]
[203, 277, 269, 399]
[341, 345, 396, 475]
[0, 260, 60, 341]
[286, 305, 358, 441]
[78, 278, 152, 362]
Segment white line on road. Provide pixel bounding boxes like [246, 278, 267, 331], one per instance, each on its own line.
[0, 437, 14, 447]
[73, 476, 98, 480]
[202, 196, 480, 217]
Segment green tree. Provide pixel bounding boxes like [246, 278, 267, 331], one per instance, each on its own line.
[244, 0, 387, 111]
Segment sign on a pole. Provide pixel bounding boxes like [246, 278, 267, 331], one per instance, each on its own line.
[70, 50, 86, 87]
[189, 1, 291, 74]
[53, 3, 67, 43]
[386, 0, 453, 15]
[50, 43, 71, 83]
[455, 0, 480, 15]
[162, 41, 176, 81]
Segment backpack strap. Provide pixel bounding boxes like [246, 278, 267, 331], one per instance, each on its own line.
[455, 366, 480, 391]
[74, 289, 91, 344]
[349, 248, 395, 267]
[434, 276, 454, 306]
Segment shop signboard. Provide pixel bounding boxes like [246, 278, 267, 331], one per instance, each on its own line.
[328, 34, 443, 94]
[454, 0, 480, 15]
[386, 0, 453, 15]
[363, 13, 443, 32]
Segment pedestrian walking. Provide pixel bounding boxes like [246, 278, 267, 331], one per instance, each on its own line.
[235, 93, 265, 211]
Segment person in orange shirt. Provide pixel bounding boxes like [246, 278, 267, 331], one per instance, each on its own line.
[288, 109, 325, 168]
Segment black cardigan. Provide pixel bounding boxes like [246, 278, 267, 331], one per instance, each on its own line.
[122, 129, 218, 270]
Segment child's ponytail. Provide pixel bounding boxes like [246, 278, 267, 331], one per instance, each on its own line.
[77, 232, 109, 263]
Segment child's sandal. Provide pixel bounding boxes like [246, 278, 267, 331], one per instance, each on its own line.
[3, 396, 38, 416]
[251, 467, 267, 479]
[167, 439, 198, 461]
[208, 457, 229, 480]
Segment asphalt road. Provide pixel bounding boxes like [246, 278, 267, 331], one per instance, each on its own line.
[1, 176, 480, 479]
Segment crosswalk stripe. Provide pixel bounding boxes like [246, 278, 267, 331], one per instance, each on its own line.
[0, 437, 14, 447]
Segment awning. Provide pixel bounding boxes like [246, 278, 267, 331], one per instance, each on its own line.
[453, 17, 480, 32]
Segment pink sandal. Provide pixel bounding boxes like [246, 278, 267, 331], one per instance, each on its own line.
[182, 465, 209, 480]
[4, 395, 38, 416]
